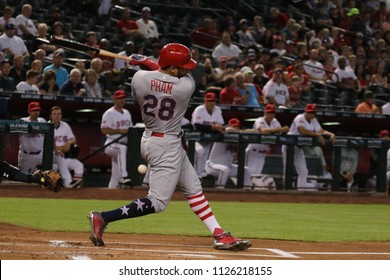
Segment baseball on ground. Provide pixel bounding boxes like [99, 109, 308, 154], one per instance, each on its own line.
[137, 164, 147, 174]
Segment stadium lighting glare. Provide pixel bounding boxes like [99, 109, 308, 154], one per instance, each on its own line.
[322, 122, 341, 126]
[74, 109, 98, 113]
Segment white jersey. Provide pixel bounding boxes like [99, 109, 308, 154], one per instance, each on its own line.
[247, 116, 281, 151]
[191, 104, 224, 126]
[101, 106, 132, 144]
[16, 82, 39, 94]
[208, 142, 235, 166]
[288, 113, 322, 135]
[131, 70, 195, 134]
[263, 79, 289, 106]
[136, 18, 159, 39]
[19, 116, 46, 153]
[382, 102, 390, 115]
[303, 60, 325, 80]
[332, 67, 357, 83]
[340, 148, 358, 174]
[15, 14, 37, 36]
[54, 121, 75, 147]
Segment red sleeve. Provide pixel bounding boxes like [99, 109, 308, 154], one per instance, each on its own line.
[139, 58, 160, 71]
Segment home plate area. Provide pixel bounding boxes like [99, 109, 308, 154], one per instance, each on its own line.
[1, 224, 390, 260]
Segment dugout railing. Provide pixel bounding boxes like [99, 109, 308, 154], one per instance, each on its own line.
[0, 120, 54, 171]
[127, 127, 389, 193]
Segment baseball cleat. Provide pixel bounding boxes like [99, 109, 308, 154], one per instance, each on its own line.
[213, 232, 252, 251]
[87, 211, 107, 246]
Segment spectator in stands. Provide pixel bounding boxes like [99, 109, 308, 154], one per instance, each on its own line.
[85, 31, 100, 55]
[189, 17, 220, 50]
[74, 60, 86, 80]
[245, 104, 289, 189]
[269, 7, 289, 29]
[43, 49, 68, 88]
[59, 68, 85, 96]
[114, 41, 137, 70]
[284, 40, 298, 60]
[235, 71, 260, 107]
[30, 59, 43, 84]
[249, 15, 266, 42]
[243, 69, 263, 104]
[287, 62, 311, 93]
[9, 55, 27, 86]
[190, 48, 207, 94]
[332, 56, 360, 93]
[355, 63, 370, 90]
[270, 36, 286, 57]
[117, 6, 143, 39]
[236, 19, 256, 48]
[0, 60, 16, 91]
[288, 75, 304, 108]
[282, 103, 336, 190]
[191, 92, 225, 179]
[33, 48, 46, 65]
[105, 68, 124, 94]
[303, 49, 326, 82]
[253, 63, 269, 88]
[15, 4, 37, 39]
[16, 70, 39, 94]
[52, 21, 71, 40]
[296, 41, 308, 61]
[46, 7, 63, 32]
[90, 57, 111, 96]
[33, 23, 57, 54]
[147, 42, 162, 63]
[0, 23, 30, 57]
[39, 69, 59, 95]
[0, 6, 15, 32]
[355, 90, 380, 114]
[205, 118, 252, 189]
[219, 75, 244, 105]
[370, 61, 389, 88]
[211, 31, 241, 67]
[82, 69, 102, 98]
[204, 55, 233, 86]
[382, 96, 390, 115]
[136, 6, 159, 40]
[347, 8, 366, 35]
[97, 38, 115, 72]
[263, 68, 291, 107]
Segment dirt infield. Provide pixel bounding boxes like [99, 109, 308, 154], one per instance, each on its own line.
[1, 184, 390, 260]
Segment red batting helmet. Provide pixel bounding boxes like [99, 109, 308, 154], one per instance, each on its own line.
[158, 43, 197, 69]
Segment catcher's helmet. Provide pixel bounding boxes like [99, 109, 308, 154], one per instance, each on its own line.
[158, 43, 197, 69]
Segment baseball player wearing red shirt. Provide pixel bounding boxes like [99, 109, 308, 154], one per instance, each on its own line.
[88, 43, 251, 251]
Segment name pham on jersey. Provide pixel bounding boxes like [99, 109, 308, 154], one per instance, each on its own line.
[151, 79, 173, 94]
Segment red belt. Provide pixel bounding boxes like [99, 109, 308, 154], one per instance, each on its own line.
[151, 132, 165, 138]
[151, 131, 183, 138]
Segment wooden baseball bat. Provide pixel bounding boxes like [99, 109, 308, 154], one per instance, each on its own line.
[49, 36, 133, 62]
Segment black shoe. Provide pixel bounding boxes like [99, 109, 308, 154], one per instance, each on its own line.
[70, 179, 82, 188]
[119, 177, 132, 187]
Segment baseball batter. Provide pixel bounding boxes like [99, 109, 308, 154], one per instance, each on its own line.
[101, 90, 133, 189]
[191, 92, 225, 178]
[205, 118, 252, 188]
[282, 103, 335, 190]
[88, 44, 251, 251]
[50, 106, 84, 188]
[18, 102, 46, 173]
[245, 104, 289, 185]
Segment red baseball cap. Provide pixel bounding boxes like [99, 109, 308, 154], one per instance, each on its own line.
[305, 103, 317, 113]
[28, 102, 41, 111]
[204, 92, 217, 102]
[265, 104, 276, 113]
[228, 118, 240, 127]
[114, 90, 126, 99]
[379, 130, 390, 137]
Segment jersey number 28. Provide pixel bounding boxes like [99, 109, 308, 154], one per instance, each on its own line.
[143, 95, 176, 121]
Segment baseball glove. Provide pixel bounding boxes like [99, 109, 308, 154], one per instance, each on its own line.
[34, 170, 64, 192]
